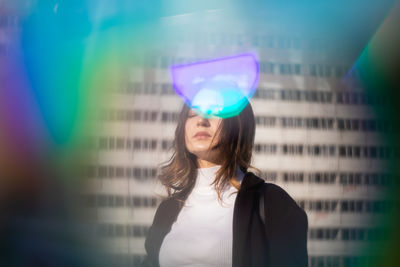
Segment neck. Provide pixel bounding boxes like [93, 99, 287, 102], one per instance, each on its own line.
[197, 158, 220, 168]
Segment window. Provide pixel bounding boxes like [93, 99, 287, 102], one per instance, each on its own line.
[114, 110, 123, 121]
[355, 173, 362, 184]
[294, 64, 301, 75]
[337, 119, 345, 130]
[161, 57, 169, 68]
[325, 66, 332, 77]
[350, 92, 359, 104]
[264, 62, 275, 74]
[336, 92, 343, 104]
[251, 35, 259, 46]
[134, 82, 142, 94]
[151, 140, 157, 150]
[362, 147, 369, 158]
[142, 140, 148, 149]
[262, 36, 274, 47]
[341, 201, 349, 212]
[161, 112, 168, 122]
[352, 119, 359, 131]
[347, 146, 353, 157]
[356, 201, 363, 212]
[339, 146, 346, 157]
[370, 147, 377, 158]
[99, 137, 108, 149]
[134, 111, 141, 121]
[99, 166, 107, 178]
[277, 37, 285, 48]
[116, 167, 124, 177]
[108, 166, 115, 178]
[335, 66, 343, 78]
[293, 38, 300, 49]
[310, 65, 316, 76]
[116, 138, 124, 149]
[162, 140, 170, 151]
[133, 139, 141, 149]
[318, 65, 324, 77]
[126, 110, 134, 121]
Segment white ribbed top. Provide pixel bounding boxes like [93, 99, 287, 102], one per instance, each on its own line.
[159, 165, 244, 267]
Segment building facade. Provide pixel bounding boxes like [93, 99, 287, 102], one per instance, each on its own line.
[85, 17, 395, 266]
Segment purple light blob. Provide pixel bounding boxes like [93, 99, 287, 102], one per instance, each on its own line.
[170, 53, 259, 118]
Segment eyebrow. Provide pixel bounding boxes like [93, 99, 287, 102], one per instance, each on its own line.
[188, 109, 197, 115]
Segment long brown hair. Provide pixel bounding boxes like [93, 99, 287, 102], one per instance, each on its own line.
[158, 101, 256, 202]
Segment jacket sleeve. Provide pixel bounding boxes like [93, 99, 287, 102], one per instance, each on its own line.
[139, 200, 169, 267]
[264, 184, 309, 267]
[139, 202, 163, 267]
[140, 198, 181, 267]
[284, 205, 308, 267]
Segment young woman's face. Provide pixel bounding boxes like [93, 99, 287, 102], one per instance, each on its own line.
[184, 109, 222, 163]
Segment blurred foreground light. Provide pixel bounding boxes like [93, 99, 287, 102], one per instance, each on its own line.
[170, 53, 259, 118]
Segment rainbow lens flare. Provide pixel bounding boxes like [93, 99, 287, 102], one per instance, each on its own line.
[170, 53, 259, 118]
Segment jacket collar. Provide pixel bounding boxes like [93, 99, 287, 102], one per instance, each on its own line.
[152, 172, 265, 267]
[239, 172, 265, 192]
[232, 172, 265, 267]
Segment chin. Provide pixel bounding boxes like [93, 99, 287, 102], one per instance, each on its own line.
[188, 143, 212, 152]
[190, 149, 210, 157]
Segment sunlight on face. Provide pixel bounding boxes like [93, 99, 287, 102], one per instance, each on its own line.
[184, 109, 222, 165]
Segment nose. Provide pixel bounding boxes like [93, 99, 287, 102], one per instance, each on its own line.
[196, 116, 210, 127]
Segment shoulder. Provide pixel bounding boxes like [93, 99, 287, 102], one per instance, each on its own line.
[261, 182, 307, 229]
[263, 183, 298, 209]
[243, 172, 306, 223]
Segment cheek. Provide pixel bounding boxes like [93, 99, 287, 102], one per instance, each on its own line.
[185, 118, 197, 137]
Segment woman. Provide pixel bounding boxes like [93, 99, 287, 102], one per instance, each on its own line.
[141, 102, 308, 267]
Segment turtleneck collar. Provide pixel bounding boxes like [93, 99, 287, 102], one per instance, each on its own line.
[193, 165, 244, 195]
[196, 165, 221, 186]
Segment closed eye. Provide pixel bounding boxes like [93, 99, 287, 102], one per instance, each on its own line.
[188, 110, 198, 118]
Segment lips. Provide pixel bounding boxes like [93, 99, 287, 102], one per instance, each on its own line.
[193, 131, 211, 138]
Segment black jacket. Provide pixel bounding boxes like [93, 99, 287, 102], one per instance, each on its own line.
[141, 172, 308, 267]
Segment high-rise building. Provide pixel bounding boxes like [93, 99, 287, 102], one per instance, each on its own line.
[84, 12, 394, 267]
